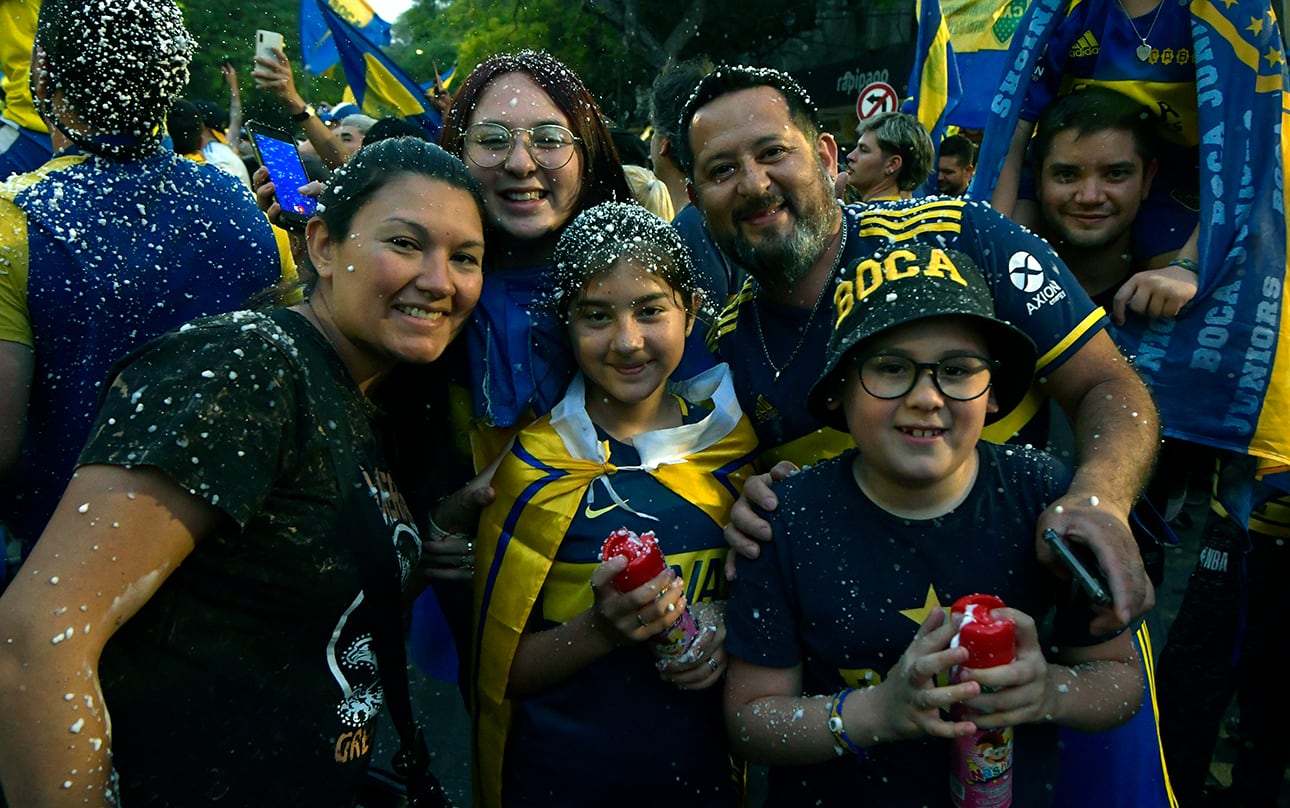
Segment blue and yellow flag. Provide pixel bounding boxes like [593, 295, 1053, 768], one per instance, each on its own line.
[941, 0, 1030, 129]
[972, 0, 1290, 515]
[299, 0, 391, 75]
[420, 63, 458, 94]
[904, 0, 964, 152]
[316, 0, 442, 138]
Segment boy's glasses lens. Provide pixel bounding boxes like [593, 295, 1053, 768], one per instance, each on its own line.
[463, 123, 580, 169]
[855, 354, 995, 401]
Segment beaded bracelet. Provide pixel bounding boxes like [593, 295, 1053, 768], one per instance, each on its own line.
[1167, 257, 1200, 274]
[827, 688, 866, 757]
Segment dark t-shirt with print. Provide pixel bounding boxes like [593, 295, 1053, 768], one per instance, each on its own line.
[80, 309, 421, 807]
[725, 442, 1098, 807]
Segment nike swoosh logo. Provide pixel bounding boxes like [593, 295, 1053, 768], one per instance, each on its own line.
[584, 501, 626, 519]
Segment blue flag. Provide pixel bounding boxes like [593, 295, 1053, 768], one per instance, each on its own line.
[903, 0, 963, 153]
[316, 0, 442, 139]
[419, 63, 458, 94]
[940, 0, 1029, 130]
[300, 0, 391, 76]
[972, 0, 1290, 518]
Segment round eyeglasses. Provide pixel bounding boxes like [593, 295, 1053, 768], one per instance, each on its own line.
[463, 123, 582, 170]
[853, 354, 997, 401]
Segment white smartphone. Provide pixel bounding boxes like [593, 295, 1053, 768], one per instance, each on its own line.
[255, 29, 284, 63]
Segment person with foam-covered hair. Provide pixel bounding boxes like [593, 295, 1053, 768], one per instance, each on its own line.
[32, 0, 192, 159]
[0, 137, 485, 806]
[471, 200, 754, 807]
[0, 0, 281, 568]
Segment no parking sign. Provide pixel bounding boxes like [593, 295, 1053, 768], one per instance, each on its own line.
[856, 81, 898, 121]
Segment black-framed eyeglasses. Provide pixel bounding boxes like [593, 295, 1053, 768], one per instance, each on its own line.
[853, 353, 997, 401]
[463, 123, 582, 170]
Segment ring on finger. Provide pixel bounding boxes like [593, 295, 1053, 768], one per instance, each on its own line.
[635, 613, 646, 628]
[708, 656, 719, 671]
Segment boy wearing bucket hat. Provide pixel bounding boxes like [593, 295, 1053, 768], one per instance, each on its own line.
[721, 243, 1143, 806]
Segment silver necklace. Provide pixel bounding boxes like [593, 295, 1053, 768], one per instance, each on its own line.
[751, 217, 848, 383]
[1118, 0, 1165, 61]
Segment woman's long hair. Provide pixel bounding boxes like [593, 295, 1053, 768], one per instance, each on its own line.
[439, 50, 633, 213]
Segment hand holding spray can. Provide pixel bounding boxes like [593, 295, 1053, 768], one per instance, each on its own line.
[599, 527, 699, 660]
[949, 594, 1016, 808]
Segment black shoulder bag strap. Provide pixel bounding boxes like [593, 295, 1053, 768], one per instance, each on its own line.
[335, 468, 451, 808]
[291, 317, 451, 808]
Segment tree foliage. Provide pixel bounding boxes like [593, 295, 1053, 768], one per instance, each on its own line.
[171, 0, 911, 131]
[389, 0, 645, 123]
[388, 0, 908, 125]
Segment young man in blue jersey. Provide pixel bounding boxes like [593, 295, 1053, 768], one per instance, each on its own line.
[1034, 86, 1290, 808]
[674, 65, 1156, 630]
[1032, 87, 1194, 327]
[723, 242, 1143, 806]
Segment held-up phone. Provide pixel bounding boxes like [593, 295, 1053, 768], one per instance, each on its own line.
[255, 29, 284, 64]
[1043, 529, 1112, 606]
[246, 121, 316, 229]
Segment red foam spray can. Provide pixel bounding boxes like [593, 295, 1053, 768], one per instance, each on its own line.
[600, 527, 699, 660]
[949, 594, 1016, 808]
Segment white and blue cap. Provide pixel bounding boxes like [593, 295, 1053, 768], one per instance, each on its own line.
[807, 243, 1037, 430]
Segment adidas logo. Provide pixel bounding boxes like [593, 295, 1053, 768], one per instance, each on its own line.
[754, 395, 779, 424]
[1068, 30, 1100, 57]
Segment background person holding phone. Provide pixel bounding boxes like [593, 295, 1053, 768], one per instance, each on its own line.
[252, 32, 351, 172]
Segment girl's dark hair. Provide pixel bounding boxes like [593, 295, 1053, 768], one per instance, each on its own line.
[34, 0, 195, 160]
[316, 136, 486, 238]
[440, 50, 633, 212]
[550, 201, 701, 322]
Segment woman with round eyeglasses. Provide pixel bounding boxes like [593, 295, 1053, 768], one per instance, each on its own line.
[405, 51, 637, 678]
[438, 51, 634, 446]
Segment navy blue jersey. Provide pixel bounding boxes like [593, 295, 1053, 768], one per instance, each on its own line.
[1020, 0, 1197, 147]
[502, 405, 739, 806]
[725, 442, 1092, 807]
[706, 199, 1106, 468]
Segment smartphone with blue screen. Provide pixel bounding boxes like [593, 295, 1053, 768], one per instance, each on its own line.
[247, 120, 316, 228]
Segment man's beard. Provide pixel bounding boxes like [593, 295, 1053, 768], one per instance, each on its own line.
[719, 165, 837, 294]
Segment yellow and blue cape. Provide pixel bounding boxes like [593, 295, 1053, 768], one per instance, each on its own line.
[468, 364, 757, 807]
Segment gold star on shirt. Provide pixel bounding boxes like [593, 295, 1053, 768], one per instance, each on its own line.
[899, 584, 945, 625]
[1266, 47, 1285, 67]
[1220, 0, 1238, 9]
[1246, 15, 1264, 36]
